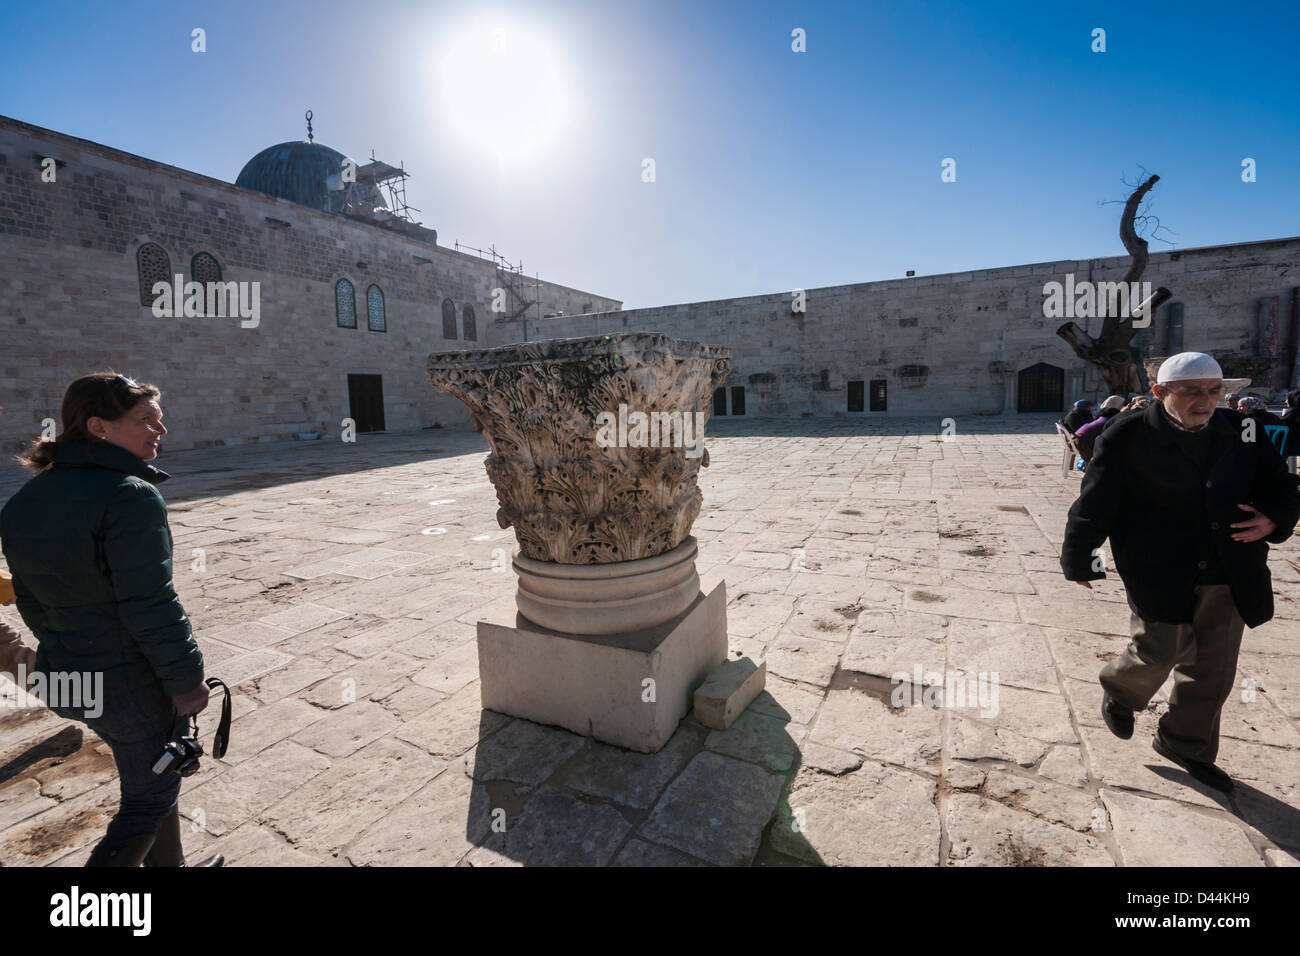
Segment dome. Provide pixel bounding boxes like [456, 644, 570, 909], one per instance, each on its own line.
[235, 140, 384, 212]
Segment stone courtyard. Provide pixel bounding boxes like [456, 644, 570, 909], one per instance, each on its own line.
[1, 416, 1298, 867]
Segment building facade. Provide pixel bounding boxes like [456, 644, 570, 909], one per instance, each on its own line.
[2, 113, 1297, 453]
[526, 238, 1300, 418]
[0, 115, 620, 452]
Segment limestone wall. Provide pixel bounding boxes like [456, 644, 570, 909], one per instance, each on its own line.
[0, 116, 621, 451]
[500, 239, 1300, 417]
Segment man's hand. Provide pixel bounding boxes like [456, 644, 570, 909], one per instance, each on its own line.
[172, 681, 210, 716]
[1230, 503, 1277, 543]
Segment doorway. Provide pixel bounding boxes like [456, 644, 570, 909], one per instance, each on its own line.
[1017, 363, 1064, 413]
[347, 374, 386, 432]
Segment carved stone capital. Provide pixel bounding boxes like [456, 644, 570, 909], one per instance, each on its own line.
[429, 332, 732, 564]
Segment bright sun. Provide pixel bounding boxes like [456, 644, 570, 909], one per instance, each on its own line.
[440, 22, 570, 164]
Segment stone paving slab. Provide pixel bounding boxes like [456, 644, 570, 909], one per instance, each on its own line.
[1, 416, 1297, 865]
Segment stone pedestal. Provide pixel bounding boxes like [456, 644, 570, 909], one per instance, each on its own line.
[428, 332, 733, 752]
[477, 577, 728, 753]
[513, 536, 701, 635]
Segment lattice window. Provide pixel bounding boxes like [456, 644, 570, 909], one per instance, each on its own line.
[191, 252, 222, 284]
[463, 304, 477, 342]
[137, 243, 171, 306]
[336, 279, 357, 328]
[442, 298, 457, 339]
[367, 285, 386, 332]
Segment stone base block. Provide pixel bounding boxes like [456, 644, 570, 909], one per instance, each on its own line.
[693, 656, 766, 730]
[477, 577, 728, 753]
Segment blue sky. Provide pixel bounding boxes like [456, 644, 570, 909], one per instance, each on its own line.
[2, 0, 1296, 309]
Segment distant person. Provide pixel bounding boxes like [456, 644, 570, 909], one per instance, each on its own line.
[1237, 396, 1287, 455]
[1225, 393, 1241, 411]
[1072, 395, 1125, 464]
[1122, 396, 1150, 414]
[1063, 399, 1095, 433]
[0, 570, 36, 684]
[1280, 390, 1300, 459]
[1060, 352, 1300, 793]
[0, 372, 221, 867]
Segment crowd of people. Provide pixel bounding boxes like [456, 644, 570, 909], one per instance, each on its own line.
[1063, 387, 1300, 468]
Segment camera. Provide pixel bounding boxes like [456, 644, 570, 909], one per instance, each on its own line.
[151, 713, 204, 777]
[149, 679, 231, 777]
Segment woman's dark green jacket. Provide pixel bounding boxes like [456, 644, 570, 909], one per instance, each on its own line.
[0, 441, 203, 697]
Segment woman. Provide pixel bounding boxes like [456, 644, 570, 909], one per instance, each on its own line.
[1071, 395, 1125, 465]
[0, 373, 220, 867]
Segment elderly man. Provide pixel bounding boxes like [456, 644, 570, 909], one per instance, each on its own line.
[1061, 352, 1300, 792]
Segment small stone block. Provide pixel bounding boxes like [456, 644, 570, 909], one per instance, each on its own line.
[693, 656, 766, 730]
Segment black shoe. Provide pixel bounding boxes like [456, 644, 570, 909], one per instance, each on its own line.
[1152, 734, 1234, 793]
[191, 854, 224, 868]
[1101, 692, 1134, 740]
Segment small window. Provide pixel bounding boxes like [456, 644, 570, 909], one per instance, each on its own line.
[870, 379, 887, 412]
[463, 304, 477, 342]
[137, 242, 171, 306]
[442, 298, 457, 339]
[191, 252, 222, 284]
[730, 386, 746, 416]
[848, 381, 865, 413]
[367, 284, 386, 332]
[336, 279, 357, 328]
[713, 387, 727, 416]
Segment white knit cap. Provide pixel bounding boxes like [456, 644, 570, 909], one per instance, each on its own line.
[1156, 352, 1223, 384]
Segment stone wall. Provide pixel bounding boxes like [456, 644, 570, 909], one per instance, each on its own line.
[4, 113, 1296, 441]
[501, 239, 1300, 417]
[0, 116, 621, 451]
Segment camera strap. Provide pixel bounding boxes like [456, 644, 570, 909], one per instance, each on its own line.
[205, 678, 232, 759]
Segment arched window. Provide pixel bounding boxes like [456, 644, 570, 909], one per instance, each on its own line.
[137, 242, 171, 307]
[441, 298, 457, 339]
[336, 278, 357, 328]
[191, 252, 222, 284]
[462, 304, 477, 342]
[367, 285, 386, 332]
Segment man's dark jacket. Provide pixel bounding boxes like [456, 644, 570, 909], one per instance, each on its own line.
[0, 441, 203, 696]
[1061, 402, 1300, 628]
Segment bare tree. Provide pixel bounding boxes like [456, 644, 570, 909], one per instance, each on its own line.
[1056, 172, 1171, 395]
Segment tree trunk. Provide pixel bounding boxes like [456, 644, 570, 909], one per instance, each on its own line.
[1056, 173, 1161, 395]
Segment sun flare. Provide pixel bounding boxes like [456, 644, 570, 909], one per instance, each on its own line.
[439, 21, 570, 164]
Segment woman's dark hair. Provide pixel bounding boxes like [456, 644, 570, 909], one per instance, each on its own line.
[17, 372, 161, 472]
[1287, 389, 1300, 410]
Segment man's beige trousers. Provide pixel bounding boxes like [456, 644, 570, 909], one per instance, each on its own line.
[1100, 583, 1246, 764]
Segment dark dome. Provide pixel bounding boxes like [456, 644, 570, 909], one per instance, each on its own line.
[235, 140, 383, 212]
